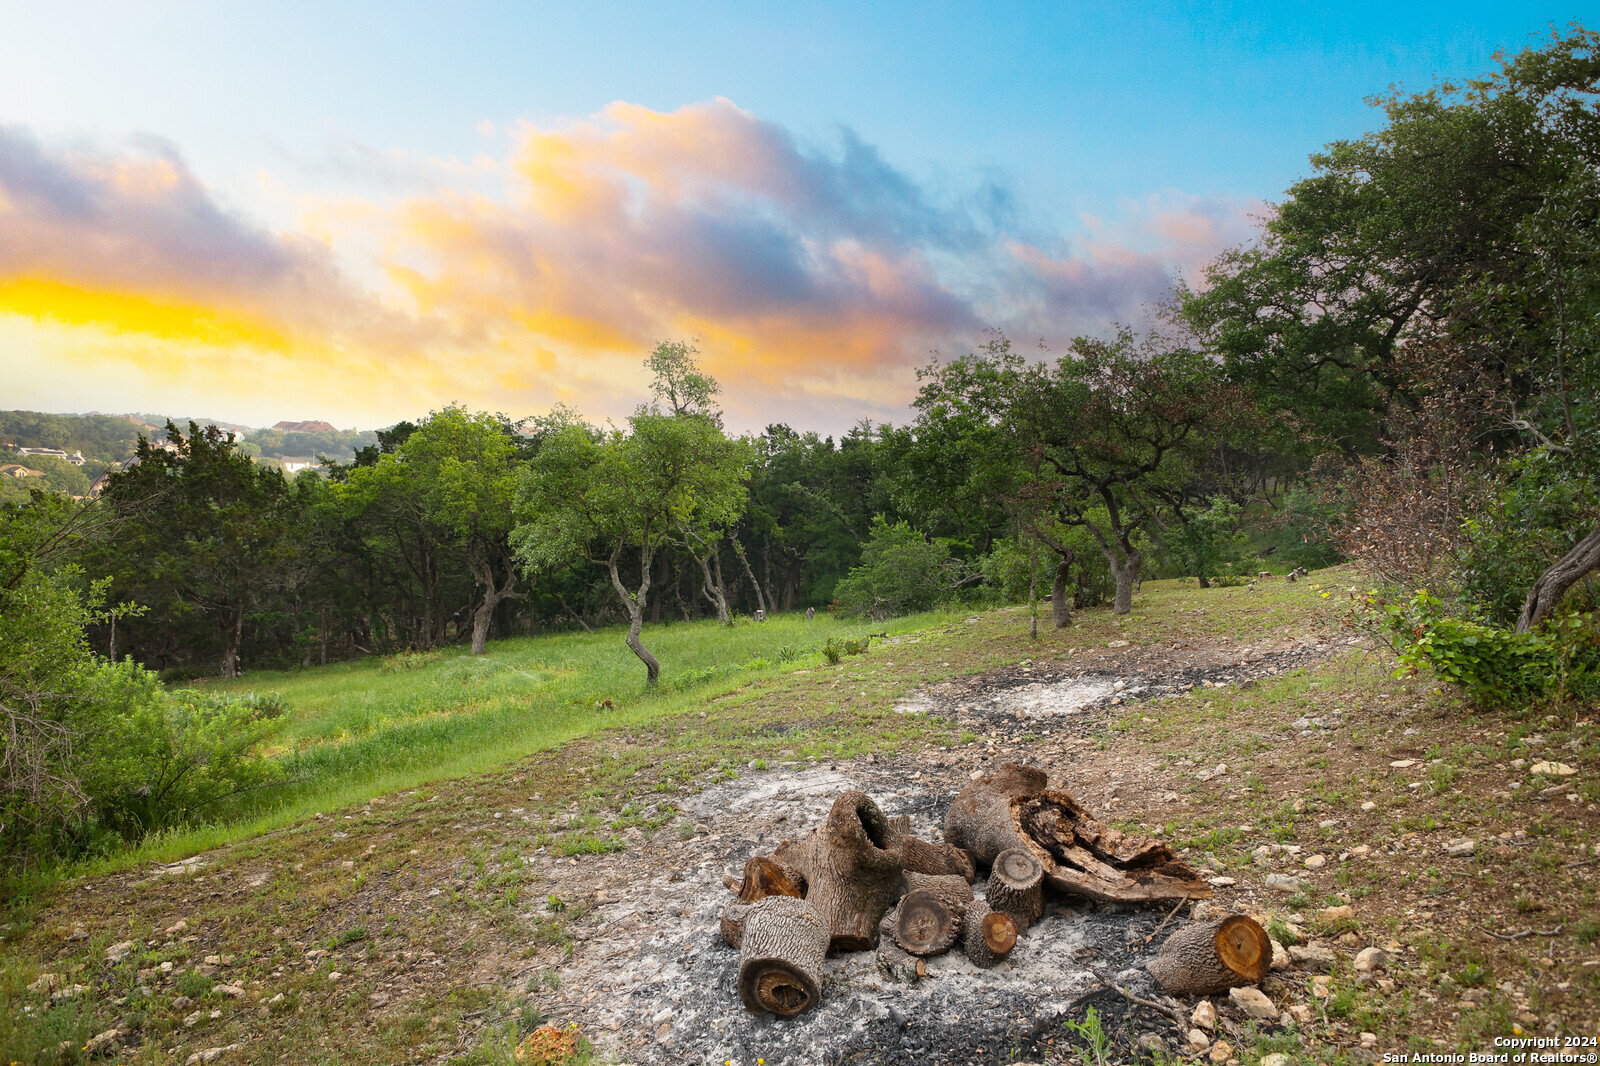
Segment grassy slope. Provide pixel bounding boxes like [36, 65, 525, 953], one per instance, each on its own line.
[2, 573, 1597, 1065]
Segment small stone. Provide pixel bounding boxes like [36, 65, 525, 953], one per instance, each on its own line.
[1360, 800, 1377, 811]
[1190, 1000, 1217, 1030]
[1290, 942, 1337, 972]
[268, 993, 285, 1004]
[1354, 947, 1390, 973]
[105, 940, 136, 962]
[172, 996, 194, 1009]
[368, 992, 389, 1006]
[165, 919, 188, 934]
[1304, 854, 1327, 870]
[1389, 759, 1416, 769]
[1228, 986, 1278, 1021]
[1269, 940, 1289, 971]
[1361, 1032, 1379, 1047]
[86, 1029, 121, 1053]
[183, 1010, 203, 1027]
[1187, 1029, 1210, 1050]
[1209, 1040, 1233, 1064]
[26, 973, 59, 993]
[1319, 904, 1355, 921]
[215, 983, 246, 998]
[184, 1046, 240, 1065]
[969, 769, 985, 781]
[1264, 873, 1301, 893]
[326, 972, 342, 983]
[1261, 1055, 1290, 1066]
[1311, 975, 1333, 998]
[1349, 844, 1373, 857]
[1442, 838, 1476, 858]
[1288, 1003, 1313, 1023]
[1531, 761, 1577, 776]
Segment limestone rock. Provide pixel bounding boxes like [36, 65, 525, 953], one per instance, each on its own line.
[1228, 985, 1278, 1021]
[1354, 947, 1390, 972]
[1190, 999, 1217, 1030]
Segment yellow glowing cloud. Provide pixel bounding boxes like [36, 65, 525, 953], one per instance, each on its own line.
[0, 277, 293, 350]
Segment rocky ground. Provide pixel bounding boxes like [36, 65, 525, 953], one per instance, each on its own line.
[4, 577, 1597, 1065]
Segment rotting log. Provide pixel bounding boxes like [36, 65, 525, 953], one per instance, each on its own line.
[946, 765, 1210, 904]
[768, 838, 809, 894]
[986, 848, 1044, 932]
[892, 815, 977, 882]
[737, 896, 830, 1017]
[961, 900, 1017, 968]
[720, 901, 752, 949]
[1146, 914, 1273, 996]
[803, 790, 907, 951]
[943, 763, 1047, 866]
[1011, 788, 1210, 903]
[721, 856, 803, 947]
[889, 889, 960, 957]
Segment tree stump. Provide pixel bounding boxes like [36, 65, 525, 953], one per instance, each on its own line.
[889, 889, 960, 957]
[737, 896, 830, 1017]
[961, 900, 1017, 968]
[892, 815, 977, 882]
[943, 763, 1047, 865]
[900, 871, 974, 919]
[804, 790, 907, 951]
[986, 848, 1044, 932]
[1146, 914, 1273, 996]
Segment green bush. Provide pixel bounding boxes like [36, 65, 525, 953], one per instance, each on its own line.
[834, 517, 972, 619]
[1372, 589, 1600, 707]
[1264, 486, 1345, 571]
[1157, 495, 1252, 587]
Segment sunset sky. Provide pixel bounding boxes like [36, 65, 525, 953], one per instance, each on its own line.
[0, 2, 1581, 433]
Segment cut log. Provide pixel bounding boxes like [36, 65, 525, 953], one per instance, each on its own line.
[961, 900, 1017, 968]
[720, 901, 752, 949]
[890, 889, 960, 957]
[737, 896, 830, 1017]
[732, 856, 803, 903]
[876, 910, 921, 981]
[1010, 788, 1210, 903]
[892, 814, 977, 882]
[943, 763, 1047, 865]
[803, 791, 907, 951]
[1146, 914, 1273, 997]
[986, 848, 1044, 932]
[900, 871, 975, 919]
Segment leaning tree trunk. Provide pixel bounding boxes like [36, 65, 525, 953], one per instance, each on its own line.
[737, 896, 830, 1017]
[469, 556, 527, 656]
[986, 848, 1044, 933]
[1518, 524, 1600, 633]
[961, 900, 1017, 968]
[804, 791, 907, 951]
[732, 535, 768, 617]
[1146, 914, 1273, 996]
[220, 599, 246, 678]
[607, 554, 659, 684]
[1110, 548, 1141, 616]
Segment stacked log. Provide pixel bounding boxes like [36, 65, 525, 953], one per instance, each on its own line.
[737, 896, 830, 1017]
[986, 848, 1044, 932]
[961, 900, 1017, 968]
[1146, 914, 1274, 996]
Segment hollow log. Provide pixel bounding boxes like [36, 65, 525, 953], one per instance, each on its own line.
[768, 838, 809, 894]
[804, 790, 907, 951]
[901, 871, 975, 919]
[737, 896, 830, 1017]
[892, 815, 977, 882]
[734, 856, 803, 903]
[943, 763, 1047, 865]
[1146, 914, 1273, 997]
[986, 848, 1044, 932]
[961, 900, 1017, 968]
[1009, 788, 1210, 903]
[890, 889, 960, 957]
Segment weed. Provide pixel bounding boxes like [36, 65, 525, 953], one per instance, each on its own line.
[1062, 1005, 1111, 1066]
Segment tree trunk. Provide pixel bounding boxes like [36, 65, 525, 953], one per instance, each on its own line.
[717, 856, 806, 947]
[986, 848, 1044, 932]
[469, 554, 526, 656]
[1110, 549, 1141, 616]
[221, 600, 246, 678]
[737, 896, 829, 1017]
[1147, 914, 1273, 996]
[945, 763, 1211, 904]
[649, 550, 668, 624]
[732, 535, 768, 616]
[961, 901, 1017, 968]
[1517, 523, 1600, 632]
[893, 815, 975, 883]
[887, 889, 960, 956]
[685, 531, 731, 626]
[802, 791, 906, 951]
[1051, 559, 1073, 628]
[900, 871, 974, 918]
[607, 551, 659, 684]
[876, 913, 922, 981]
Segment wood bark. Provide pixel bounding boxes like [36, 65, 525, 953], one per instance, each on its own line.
[803, 791, 906, 951]
[768, 838, 809, 895]
[985, 848, 1044, 932]
[1051, 558, 1073, 628]
[944, 764, 1210, 904]
[1146, 914, 1273, 997]
[720, 857, 802, 947]
[891, 815, 976, 882]
[737, 896, 829, 1017]
[888, 890, 960, 957]
[943, 763, 1047, 865]
[899, 871, 974, 919]
[876, 912, 921, 981]
[961, 900, 1017, 968]
[1518, 524, 1600, 632]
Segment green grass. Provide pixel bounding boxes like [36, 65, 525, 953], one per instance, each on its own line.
[72, 609, 954, 876]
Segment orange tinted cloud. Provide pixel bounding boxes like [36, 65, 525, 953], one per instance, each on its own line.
[2, 111, 1255, 430]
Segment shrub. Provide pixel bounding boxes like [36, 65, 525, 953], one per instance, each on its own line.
[834, 517, 973, 619]
[1157, 495, 1252, 587]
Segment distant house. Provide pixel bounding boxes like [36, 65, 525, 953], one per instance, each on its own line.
[279, 457, 317, 473]
[273, 420, 338, 433]
[0, 464, 45, 480]
[14, 447, 87, 466]
[89, 472, 116, 496]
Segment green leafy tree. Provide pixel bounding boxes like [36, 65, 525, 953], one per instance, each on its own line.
[1157, 495, 1250, 588]
[833, 517, 978, 619]
[513, 407, 750, 683]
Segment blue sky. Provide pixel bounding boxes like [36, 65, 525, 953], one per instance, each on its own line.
[0, 2, 1585, 430]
